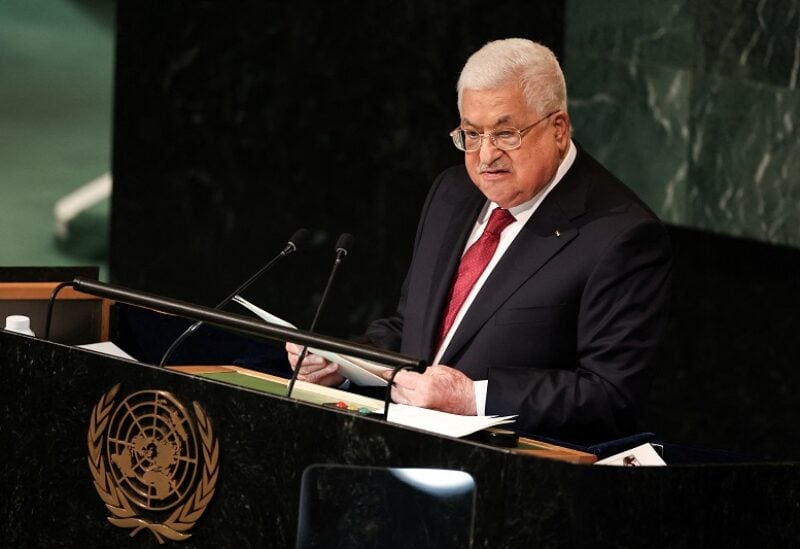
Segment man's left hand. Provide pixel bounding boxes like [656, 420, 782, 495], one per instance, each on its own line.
[384, 365, 477, 415]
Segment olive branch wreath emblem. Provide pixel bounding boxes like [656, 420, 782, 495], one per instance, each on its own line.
[87, 384, 219, 544]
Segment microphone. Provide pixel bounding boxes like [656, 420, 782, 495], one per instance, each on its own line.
[286, 233, 353, 399]
[334, 233, 353, 258]
[158, 228, 310, 367]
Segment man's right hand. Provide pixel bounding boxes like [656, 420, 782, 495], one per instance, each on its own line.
[285, 342, 345, 386]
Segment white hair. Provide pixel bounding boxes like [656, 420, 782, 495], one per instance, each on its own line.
[456, 38, 567, 117]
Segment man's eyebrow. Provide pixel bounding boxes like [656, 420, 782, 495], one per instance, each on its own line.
[461, 115, 515, 127]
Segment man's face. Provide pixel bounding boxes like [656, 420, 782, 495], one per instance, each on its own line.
[460, 83, 571, 209]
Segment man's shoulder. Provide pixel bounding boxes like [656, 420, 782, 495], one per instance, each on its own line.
[568, 145, 660, 221]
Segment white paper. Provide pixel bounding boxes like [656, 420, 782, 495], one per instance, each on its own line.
[233, 296, 518, 439]
[78, 341, 136, 361]
[594, 443, 667, 466]
[387, 404, 516, 438]
[233, 295, 390, 386]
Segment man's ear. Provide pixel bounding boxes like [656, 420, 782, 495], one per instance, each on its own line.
[551, 111, 571, 152]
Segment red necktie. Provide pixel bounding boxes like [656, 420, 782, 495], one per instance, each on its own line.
[436, 207, 516, 351]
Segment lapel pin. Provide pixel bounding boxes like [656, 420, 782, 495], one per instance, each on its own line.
[555, 230, 561, 237]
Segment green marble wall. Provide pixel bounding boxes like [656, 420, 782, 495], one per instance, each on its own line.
[565, 0, 800, 248]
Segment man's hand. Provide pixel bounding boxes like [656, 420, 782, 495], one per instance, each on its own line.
[384, 364, 477, 415]
[285, 342, 345, 386]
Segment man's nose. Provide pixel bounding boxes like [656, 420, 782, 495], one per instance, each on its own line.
[478, 135, 503, 164]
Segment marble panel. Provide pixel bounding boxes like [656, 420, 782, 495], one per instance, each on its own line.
[566, 0, 694, 68]
[695, 0, 800, 88]
[566, 54, 691, 223]
[687, 73, 800, 246]
[566, 0, 800, 249]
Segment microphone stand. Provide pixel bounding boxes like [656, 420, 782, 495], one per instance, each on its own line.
[382, 365, 421, 420]
[286, 234, 352, 400]
[158, 229, 309, 367]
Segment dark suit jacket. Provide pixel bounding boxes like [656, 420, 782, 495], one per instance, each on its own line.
[366, 146, 672, 443]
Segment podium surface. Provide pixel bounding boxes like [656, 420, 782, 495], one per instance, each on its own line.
[1, 331, 798, 547]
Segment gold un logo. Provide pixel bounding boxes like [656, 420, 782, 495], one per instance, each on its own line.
[87, 384, 219, 543]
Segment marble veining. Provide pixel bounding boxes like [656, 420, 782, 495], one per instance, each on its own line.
[566, 0, 800, 249]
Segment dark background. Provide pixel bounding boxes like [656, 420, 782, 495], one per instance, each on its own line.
[110, 0, 564, 337]
[109, 1, 800, 458]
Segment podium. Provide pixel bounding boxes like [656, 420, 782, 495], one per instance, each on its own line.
[1, 330, 798, 547]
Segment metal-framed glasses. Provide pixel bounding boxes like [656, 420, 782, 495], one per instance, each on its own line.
[449, 111, 557, 152]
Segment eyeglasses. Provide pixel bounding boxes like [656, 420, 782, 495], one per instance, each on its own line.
[449, 111, 557, 152]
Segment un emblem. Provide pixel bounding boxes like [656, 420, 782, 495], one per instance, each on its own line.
[87, 384, 219, 543]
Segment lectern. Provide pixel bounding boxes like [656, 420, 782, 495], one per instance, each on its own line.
[2, 329, 799, 547]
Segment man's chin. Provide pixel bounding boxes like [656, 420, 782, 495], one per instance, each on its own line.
[475, 180, 514, 204]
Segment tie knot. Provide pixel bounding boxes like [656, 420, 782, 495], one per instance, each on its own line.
[485, 208, 515, 236]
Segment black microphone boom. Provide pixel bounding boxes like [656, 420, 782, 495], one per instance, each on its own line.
[158, 228, 310, 367]
[286, 233, 353, 399]
[310, 232, 352, 331]
[70, 277, 425, 370]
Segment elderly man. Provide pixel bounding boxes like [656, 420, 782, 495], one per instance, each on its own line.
[287, 38, 671, 443]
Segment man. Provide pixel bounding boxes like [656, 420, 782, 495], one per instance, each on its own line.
[287, 38, 671, 443]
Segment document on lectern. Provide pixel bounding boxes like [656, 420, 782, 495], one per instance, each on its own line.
[233, 295, 390, 386]
[233, 296, 518, 438]
[387, 404, 517, 438]
[594, 443, 667, 466]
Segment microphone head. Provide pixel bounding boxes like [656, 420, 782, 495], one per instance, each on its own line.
[335, 233, 354, 256]
[288, 228, 311, 251]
